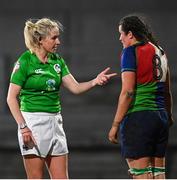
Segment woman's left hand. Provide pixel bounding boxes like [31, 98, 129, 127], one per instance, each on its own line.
[93, 67, 117, 86]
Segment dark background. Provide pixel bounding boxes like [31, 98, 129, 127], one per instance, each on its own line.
[0, 0, 177, 178]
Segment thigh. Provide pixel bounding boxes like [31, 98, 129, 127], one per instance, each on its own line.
[45, 154, 68, 179]
[50, 113, 69, 156]
[152, 157, 165, 167]
[154, 111, 169, 157]
[120, 111, 167, 158]
[23, 155, 45, 179]
[127, 157, 151, 169]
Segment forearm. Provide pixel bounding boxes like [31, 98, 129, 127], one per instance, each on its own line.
[112, 91, 133, 127]
[62, 74, 97, 95]
[63, 69, 117, 94]
[165, 69, 173, 117]
[72, 79, 96, 94]
[165, 92, 173, 120]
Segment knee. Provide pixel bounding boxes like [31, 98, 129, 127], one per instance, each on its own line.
[50, 173, 68, 179]
[26, 171, 43, 179]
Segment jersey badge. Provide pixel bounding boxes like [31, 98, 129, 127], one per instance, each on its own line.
[46, 79, 56, 91]
[54, 64, 61, 73]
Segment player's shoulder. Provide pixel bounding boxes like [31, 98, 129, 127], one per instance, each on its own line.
[124, 45, 135, 51]
[17, 50, 32, 64]
[122, 45, 136, 59]
[122, 45, 136, 55]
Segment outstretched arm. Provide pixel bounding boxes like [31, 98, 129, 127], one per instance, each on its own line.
[62, 67, 117, 94]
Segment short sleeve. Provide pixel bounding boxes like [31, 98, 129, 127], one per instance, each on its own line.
[10, 58, 28, 87]
[121, 46, 136, 73]
[60, 58, 70, 77]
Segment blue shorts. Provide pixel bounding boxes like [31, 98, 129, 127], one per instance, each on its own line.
[120, 110, 169, 159]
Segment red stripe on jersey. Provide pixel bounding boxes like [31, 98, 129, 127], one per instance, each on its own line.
[136, 43, 156, 84]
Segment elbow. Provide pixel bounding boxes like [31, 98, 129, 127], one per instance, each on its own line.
[6, 95, 11, 107]
[126, 90, 135, 99]
[6, 94, 15, 107]
[69, 85, 82, 95]
[71, 89, 81, 95]
[122, 89, 135, 99]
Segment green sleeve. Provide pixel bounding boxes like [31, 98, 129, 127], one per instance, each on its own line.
[60, 58, 70, 77]
[10, 57, 28, 87]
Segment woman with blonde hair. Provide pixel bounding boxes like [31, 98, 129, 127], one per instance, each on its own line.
[7, 17, 116, 179]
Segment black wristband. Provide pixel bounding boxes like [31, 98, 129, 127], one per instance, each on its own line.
[19, 122, 28, 129]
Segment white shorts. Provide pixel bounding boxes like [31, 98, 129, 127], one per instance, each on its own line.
[18, 112, 69, 158]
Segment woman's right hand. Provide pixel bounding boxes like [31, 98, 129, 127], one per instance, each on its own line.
[21, 127, 37, 147]
[92, 67, 117, 86]
[168, 115, 174, 127]
[108, 125, 119, 144]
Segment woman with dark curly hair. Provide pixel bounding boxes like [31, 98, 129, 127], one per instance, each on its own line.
[109, 15, 173, 179]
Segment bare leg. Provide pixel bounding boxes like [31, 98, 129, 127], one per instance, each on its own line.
[151, 157, 166, 179]
[45, 154, 68, 179]
[127, 157, 153, 179]
[23, 155, 45, 179]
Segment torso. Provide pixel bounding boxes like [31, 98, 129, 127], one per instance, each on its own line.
[121, 42, 168, 113]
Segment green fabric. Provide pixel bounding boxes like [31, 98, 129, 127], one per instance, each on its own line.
[129, 167, 165, 176]
[152, 167, 165, 173]
[129, 167, 152, 175]
[127, 82, 160, 114]
[10, 51, 70, 113]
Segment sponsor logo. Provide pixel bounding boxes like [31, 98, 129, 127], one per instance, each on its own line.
[35, 68, 45, 74]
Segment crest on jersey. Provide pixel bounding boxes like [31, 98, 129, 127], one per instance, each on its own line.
[54, 64, 61, 73]
[46, 79, 56, 91]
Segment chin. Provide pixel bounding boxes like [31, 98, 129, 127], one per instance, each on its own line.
[50, 49, 57, 53]
[53, 48, 58, 52]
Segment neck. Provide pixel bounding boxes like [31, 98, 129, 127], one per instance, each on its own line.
[34, 48, 48, 64]
[130, 38, 139, 46]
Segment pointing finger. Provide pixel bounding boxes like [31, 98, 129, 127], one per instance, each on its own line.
[106, 73, 117, 78]
[101, 67, 110, 74]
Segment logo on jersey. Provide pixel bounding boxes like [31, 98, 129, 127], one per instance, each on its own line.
[46, 79, 56, 91]
[35, 68, 45, 74]
[12, 61, 20, 73]
[54, 64, 61, 73]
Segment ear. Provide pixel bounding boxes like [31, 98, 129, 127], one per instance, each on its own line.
[38, 36, 43, 45]
[128, 31, 134, 39]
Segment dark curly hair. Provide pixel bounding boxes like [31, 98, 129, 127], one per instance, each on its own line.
[119, 15, 163, 53]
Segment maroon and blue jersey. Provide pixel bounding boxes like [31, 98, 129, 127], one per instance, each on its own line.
[121, 42, 168, 113]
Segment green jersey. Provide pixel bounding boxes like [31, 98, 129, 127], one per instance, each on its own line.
[10, 50, 70, 113]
